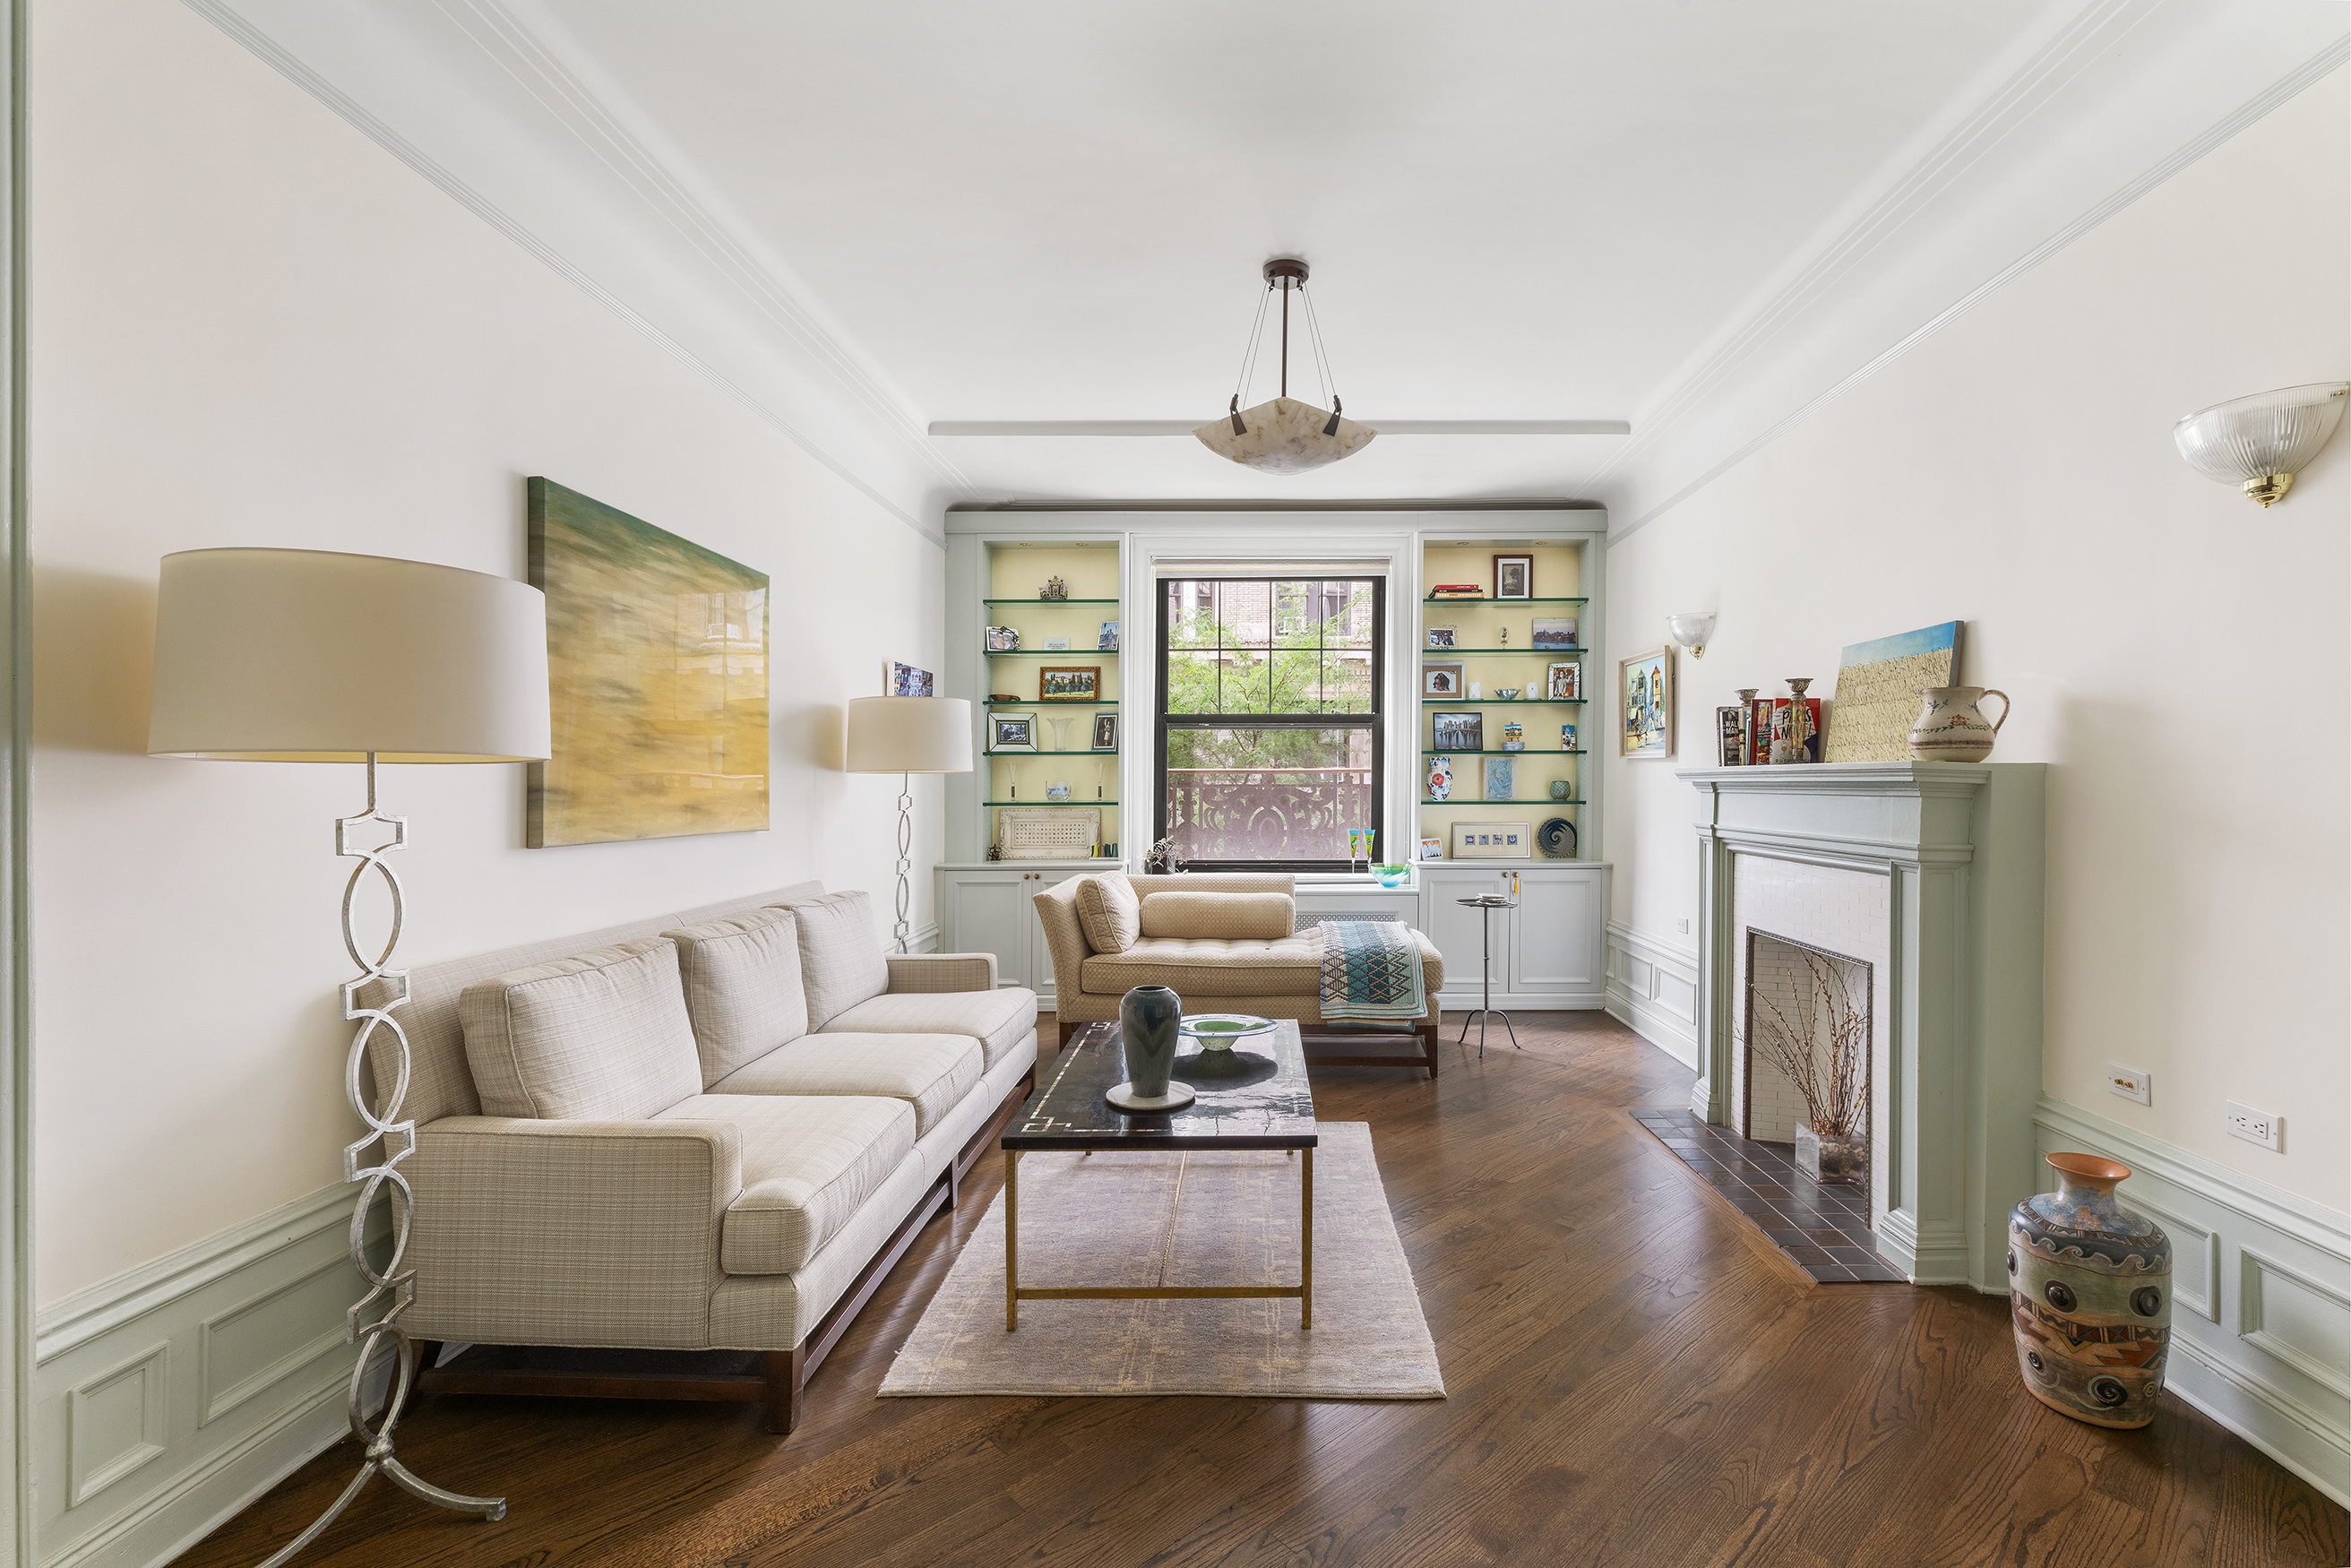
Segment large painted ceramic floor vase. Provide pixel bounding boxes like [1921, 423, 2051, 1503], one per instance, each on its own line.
[2007, 1151, 2172, 1427]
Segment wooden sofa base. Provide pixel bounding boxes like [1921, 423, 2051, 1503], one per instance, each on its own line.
[412, 1064, 1036, 1436]
[1048, 1017, 1441, 1080]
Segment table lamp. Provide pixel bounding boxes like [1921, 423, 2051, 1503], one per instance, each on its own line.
[845, 696, 972, 952]
[149, 547, 549, 1564]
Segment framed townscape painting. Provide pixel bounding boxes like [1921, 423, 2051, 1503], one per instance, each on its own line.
[1038, 665, 1100, 702]
[884, 660, 934, 697]
[526, 478, 769, 848]
[1619, 646, 1675, 759]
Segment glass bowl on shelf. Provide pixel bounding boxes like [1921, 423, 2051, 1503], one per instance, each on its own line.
[1494, 687, 1521, 700]
[1373, 863, 1412, 888]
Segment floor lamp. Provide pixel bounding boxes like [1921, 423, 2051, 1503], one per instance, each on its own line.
[846, 696, 972, 952]
[148, 547, 549, 1565]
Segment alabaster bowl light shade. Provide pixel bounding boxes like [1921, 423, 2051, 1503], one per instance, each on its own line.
[148, 547, 551, 762]
[2173, 382, 2349, 506]
[1193, 396, 1378, 475]
[846, 696, 972, 773]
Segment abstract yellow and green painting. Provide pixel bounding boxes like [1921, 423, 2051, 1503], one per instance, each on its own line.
[525, 477, 769, 847]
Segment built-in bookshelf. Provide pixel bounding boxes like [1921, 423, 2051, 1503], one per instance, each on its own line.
[969, 539, 1124, 859]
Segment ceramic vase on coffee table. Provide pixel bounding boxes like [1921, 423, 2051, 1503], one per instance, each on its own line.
[2008, 1151, 2171, 1427]
[1107, 985, 1193, 1111]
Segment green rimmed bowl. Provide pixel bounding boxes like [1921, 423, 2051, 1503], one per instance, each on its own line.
[1178, 1013, 1276, 1052]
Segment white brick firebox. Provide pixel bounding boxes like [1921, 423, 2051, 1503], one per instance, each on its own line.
[1678, 762, 2046, 1291]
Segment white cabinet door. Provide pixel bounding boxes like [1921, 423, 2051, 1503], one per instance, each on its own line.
[939, 868, 1046, 995]
[1421, 867, 1511, 1005]
[1507, 867, 1604, 995]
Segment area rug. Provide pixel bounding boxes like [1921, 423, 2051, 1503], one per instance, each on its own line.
[879, 1121, 1444, 1400]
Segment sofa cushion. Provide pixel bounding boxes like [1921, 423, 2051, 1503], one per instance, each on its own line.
[659, 1093, 917, 1276]
[1072, 873, 1141, 954]
[1138, 890, 1294, 940]
[460, 938, 702, 1120]
[1080, 929, 1443, 1000]
[710, 1032, 982, 1138]
[777, 891, 890, 1030]
[663, 907, 806, 1086]
[818, 986, 1038, 1071]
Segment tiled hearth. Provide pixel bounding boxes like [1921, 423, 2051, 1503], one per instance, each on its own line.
[1635, 1110, 1904, 1283]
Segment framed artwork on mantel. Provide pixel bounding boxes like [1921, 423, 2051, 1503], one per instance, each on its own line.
[1619, 646, 1675, 759]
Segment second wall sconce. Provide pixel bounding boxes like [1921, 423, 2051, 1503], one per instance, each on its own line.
[1666, 612, 1716, 659]
[2173, 383, 2347, 507]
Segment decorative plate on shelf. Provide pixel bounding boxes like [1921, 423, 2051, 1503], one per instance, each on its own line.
[1537, 817, 1577, 858]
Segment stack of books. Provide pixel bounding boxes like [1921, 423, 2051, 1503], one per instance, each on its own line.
[1428, 583, 1486, 599]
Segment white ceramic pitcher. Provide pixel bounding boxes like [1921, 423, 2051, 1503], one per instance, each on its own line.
[1908, 685, 2010, 762]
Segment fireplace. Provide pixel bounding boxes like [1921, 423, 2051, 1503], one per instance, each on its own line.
[1679, 762, 2046, 1289]
[1739, 929, 1873, 1180]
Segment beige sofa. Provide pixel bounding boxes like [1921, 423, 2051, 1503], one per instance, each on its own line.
[1032, 872, 1444, 1077]
[361, 882, 1036, 1434]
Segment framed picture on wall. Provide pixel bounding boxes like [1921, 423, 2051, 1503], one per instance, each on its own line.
[1430, 711, 1484, 752]
[1493, 555, 1533, 599]
[991, 713, 1038, 753]
[884, 660, 934, 697]
[1038, 665, 1100, 702]
[1451, 822, 1530, 858]
[1619, 647, 1675, 758]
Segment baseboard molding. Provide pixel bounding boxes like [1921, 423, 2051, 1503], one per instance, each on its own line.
[1603, 921, 1700, 1069]
[34, 1183, 388, 1567]
[1430, 987, 1605, 1012]
[2033, 1095, 2349, 1505]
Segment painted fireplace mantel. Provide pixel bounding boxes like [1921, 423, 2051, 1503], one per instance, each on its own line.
[1677, 762, 2047, 1291]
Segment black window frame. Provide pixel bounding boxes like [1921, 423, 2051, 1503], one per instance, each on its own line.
[1153, 575, 1386, 873]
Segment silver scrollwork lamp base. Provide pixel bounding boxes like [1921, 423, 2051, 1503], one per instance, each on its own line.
[254, 755, 505, 1567]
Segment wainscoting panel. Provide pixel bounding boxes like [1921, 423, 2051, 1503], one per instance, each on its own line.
[33, 1184, 386, 1568]
[1604, 921, 1699, 1070]
[2033, 1095, 2350, 1505]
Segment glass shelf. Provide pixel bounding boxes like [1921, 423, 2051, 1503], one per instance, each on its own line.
[1420, 697, 1584, 705]
[987, 699, 1116, 706]
[984, 598, 1122, 606]
[985, 648, 1122, 656]
[1422, 749, 1585, 755]
[1421, 798, 1586, 806]
[985, 749, 1119, 756]
[1419, 648, 1583, 657]
[1423, 596, 1588, 605]
[986, 799, 1117, 806]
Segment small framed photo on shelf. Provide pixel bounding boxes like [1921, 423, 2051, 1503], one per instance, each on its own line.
[1546, 660, 1581, 700]
[984, 626, 1020, 652]
[1091, 712, 1118, 750]
[1560, 721, 1579, 750]
[1038, 665, 1101, 702]
[1431, 710, 1484, 752]
[1493, 554, 1533, 599]
[1098, 620, 1120, 650]
[1425, 625, 1457, 650]
[1619, 647, 1675, 758]
[1532, 616, 1578, 650]
[1418, 836, 1445, 861]
[1451, 822, 1531, 859]
[883, 660, 934, 697]
[1423, 661, 1466, 698]
[1483, 755, 1515, 800]
[991, 713, 1038, 753]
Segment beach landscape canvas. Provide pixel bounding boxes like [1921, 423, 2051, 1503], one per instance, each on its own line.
[526, 478, 769, 848]
[1822, 621, 1961, 762]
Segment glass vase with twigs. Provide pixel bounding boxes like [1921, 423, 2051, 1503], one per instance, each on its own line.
[1738, 949, 1868, 1185]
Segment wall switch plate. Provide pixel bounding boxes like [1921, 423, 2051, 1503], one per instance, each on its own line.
[2226, 1100, 2283, 1152]
[2106, 1064, 2150, 1105]
[1675, 917, 1691, 935]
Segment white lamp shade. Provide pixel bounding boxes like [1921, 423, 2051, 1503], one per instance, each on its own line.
[1193, 397, 1377, 475]
[846, 696, 972, 773]
[148, 547, 551, 762]
[1666, 612, 1716, 650]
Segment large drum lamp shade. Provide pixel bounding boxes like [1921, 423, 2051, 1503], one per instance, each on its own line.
[846, 696, 972, 774]
[148, 547, 551, 762]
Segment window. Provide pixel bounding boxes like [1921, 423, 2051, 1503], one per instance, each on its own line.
[1156, 577, 1383, 870]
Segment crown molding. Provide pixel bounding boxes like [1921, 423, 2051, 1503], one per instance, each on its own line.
[185, 0, 964, 544]
[1597, 3, 2351, 539]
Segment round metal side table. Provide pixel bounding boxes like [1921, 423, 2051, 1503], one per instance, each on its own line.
[1455, 894, 1520, 1057]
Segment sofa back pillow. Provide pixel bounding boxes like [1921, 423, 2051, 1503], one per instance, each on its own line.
[1072, 872, 1141, 954]
[662, 906, 806, 1086]
[1138, 890, 1296, 941]
[778, 890, 890, 1030]
[460, 937, 702, 1120]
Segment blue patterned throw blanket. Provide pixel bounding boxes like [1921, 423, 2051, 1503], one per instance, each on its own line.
[1318, 920, 1426, 1026]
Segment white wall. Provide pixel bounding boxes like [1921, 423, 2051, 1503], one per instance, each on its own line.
[30, 0, 943, 1304]
[1604, 69, 2348, 1210]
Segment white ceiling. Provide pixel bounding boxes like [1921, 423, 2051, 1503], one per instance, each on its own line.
[204, 0, 2350, 530]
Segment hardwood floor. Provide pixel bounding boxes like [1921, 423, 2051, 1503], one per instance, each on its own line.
[177, 1012, 2348, 1568]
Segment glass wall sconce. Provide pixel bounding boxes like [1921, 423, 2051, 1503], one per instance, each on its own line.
[2173, 383, 2347, 507]
[1666, 612, 1716, 659]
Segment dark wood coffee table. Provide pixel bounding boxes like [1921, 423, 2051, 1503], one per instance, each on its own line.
[1001, 1018, 1318, 1331]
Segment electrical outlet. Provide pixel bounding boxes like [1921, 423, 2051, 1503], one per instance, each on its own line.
[2106, 1064, 2150, 1105]
[1674, 917, 1691, 935]
[2226, 1100, 2283, 1152]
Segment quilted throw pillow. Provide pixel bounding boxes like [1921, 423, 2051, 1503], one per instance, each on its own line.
[662, 905, 806, 1086]
[459, 937, 702, 1120]
[1072, 872, 1141, 954]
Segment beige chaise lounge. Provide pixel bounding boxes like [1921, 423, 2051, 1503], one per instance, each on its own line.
[1032, 871, 1445, 1077]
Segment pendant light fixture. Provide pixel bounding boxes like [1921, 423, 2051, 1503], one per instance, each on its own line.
[1193, 258, 1377, 474]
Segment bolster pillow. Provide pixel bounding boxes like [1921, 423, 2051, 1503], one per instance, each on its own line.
[1138, 890, 1296, 941]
